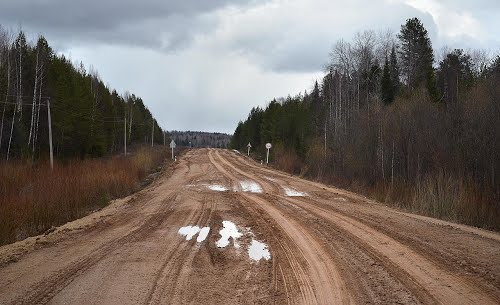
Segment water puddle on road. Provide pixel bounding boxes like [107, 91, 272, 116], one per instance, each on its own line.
[239, 181, 263, 193]
[248, 240, 271, 261]
[178, 226, 200, 240]
[178, 220, 271, 262]
[283, 186, 306, 197]
[197, 227, 210, 242]
[216, 220, 243, 248]
[206, 184, 228, 192]
[178, 226, 210, 242]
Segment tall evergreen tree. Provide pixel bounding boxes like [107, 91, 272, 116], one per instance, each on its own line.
[389, 45, 400, 95]
[398, 18, 434, 92]
[381, 56, 394, 104]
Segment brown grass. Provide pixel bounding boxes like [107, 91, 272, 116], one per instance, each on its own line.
[0, 147, 169, 246]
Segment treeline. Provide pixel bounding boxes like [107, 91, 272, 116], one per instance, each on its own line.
[169, 131, 231, 148]
[0, 26, 164, 160]
[231, 18, 500, 230]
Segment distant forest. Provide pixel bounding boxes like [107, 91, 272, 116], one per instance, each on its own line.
[0, 26, 164, 160]
[169, 131, 231, 148]
[231, 18, 500, 230]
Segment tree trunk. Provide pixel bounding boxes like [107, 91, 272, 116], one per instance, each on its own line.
[29, 48, 39, 146]
[0, 46, 10, 150]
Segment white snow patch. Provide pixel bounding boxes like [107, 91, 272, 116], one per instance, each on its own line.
[264, 176, 278, 182]
[248, 240, 271, 261]
[283, 186, 306, 197]
[178, 226, 201, 241]
[239, 181, 263, 193]
[216, 221, 243, 248]
[207, 184, 228, 192]
[335, 197, 347, 201]
[232, 149, 241, 154]
[197, 227, 210, 242]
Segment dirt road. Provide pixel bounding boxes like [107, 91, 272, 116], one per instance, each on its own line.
[0, 148, 499, 304]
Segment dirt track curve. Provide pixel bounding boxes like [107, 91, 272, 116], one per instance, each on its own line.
[0, 148, 499, 305]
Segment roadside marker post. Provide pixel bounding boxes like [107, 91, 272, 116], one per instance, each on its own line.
[170, 140, 176, 160]
[265, 143, 272, 165]
[247, 142, 251, 156]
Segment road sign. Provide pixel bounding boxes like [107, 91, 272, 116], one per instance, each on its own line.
[247, 142, 251, 156]
[265, 143, 271, 165]
[170, 140, 176, 160]
[247, 143, 252, 148]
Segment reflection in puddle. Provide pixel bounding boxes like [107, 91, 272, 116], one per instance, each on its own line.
[239, 181, 263, 193]
[216, 220, 243, 248]
[283, 186, 306, 197]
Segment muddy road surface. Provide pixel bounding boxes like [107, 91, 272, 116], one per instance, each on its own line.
[1, 149, 499, 304]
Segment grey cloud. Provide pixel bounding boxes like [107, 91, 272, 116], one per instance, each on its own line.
[0, 0, 263, 50]
[210, 0, 438, 73]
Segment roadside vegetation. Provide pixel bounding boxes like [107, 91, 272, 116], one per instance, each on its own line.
[0, 26, 174, 246]
[0, 146, 170, 246]
[231, 17, 500, 231]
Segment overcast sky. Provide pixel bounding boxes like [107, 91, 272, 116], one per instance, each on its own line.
[1, 0, 499, 134]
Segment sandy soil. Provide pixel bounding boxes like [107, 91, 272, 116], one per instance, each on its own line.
[0, 148, 498, 305]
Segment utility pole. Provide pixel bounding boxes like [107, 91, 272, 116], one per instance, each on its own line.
[124, 112, 127, 156]
[47, 98, 54, 169]
[163, 131, 166, 146]
[151, 122, 154, 147]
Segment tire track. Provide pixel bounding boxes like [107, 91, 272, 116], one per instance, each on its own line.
[209, 150, 354, 305]
[11, 191, 179, 305]
[220, 149, 499, 304]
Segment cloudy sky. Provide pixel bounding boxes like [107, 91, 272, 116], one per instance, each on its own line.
[1, 0, 499, 133]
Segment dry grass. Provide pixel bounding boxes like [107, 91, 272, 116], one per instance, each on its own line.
[0, 147, 169, 246]
[411, 172, 499, 230]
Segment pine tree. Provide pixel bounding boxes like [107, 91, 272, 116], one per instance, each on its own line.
[398, 18, 434, 92]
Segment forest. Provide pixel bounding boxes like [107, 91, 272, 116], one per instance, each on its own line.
[0, 25, 164, 161]
[231, 17, 500, 230]
[0, 26, 169, 245]
[169, 130, 231, 148]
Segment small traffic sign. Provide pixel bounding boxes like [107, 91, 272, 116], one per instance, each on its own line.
[170, 140, 176, 160]
[265, 143, 272, 165]
[247, 142, 251, 156]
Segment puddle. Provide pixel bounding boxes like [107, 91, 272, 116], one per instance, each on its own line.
[283, 186, 306, 197]
[216, 220, 243, 248]
[197, 227, 210, 242]
[248, 240, 271, 261]
[179, 221, 272, 262]
[239, 181, 263, 193]
[178, 226, 201, 240]
[207, 184, 228, 192]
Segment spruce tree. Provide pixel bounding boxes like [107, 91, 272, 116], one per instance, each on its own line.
[381, 56, 394, 104]
[389, 45, 400, 95]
